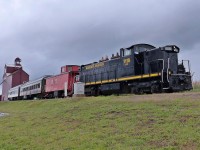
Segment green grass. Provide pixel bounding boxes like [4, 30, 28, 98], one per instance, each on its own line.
[0, 93, 200, 149]
[193, 81, 200, 92]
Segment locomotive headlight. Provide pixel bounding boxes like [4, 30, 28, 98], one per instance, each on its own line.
[173, 47, 179, 52]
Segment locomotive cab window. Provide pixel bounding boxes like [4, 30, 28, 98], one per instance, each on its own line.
[135, 46, 149, 53]
[122, 48, 131, 57]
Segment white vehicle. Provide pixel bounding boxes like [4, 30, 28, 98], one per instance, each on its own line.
[8, 85, 20, 100]
[20, 75, 51, 99]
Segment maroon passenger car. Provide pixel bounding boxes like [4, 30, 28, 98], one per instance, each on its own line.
[45, 65, 79, 98]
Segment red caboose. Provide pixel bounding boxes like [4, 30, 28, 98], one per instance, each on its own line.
[45, 65, 79, 98]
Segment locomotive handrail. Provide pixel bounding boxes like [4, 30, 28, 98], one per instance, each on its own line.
[167, 58, 170, 82]
[182, 60, 191, 73]
[154, 59, 164, 83]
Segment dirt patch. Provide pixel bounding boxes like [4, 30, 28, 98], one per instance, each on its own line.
[107, 110, 126, 116]
[92, 110, 130, 120]
[65, 119, 82, 131]
[116, 92, 200, 102]
[149, 140, 169, 148]
[146, 118, 156, 125]
[181, 141, 198, 150]
[106, 110, 129, 119]
[106, 111, 127, 118]
[136, 118, 156, 129]
[179, 115, 199, 124]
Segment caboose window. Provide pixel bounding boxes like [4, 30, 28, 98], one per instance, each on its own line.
[68, 67, 72, 72]
[62, 67, 65, 73]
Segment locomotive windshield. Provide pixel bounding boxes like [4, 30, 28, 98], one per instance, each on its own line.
[162, 45, 180, 53]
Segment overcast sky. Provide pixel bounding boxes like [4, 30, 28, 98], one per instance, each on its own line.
[0, 0, 200, 94]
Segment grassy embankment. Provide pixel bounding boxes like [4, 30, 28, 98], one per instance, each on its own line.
[0, 92, 200, 149]
[193, 81, 200, 92]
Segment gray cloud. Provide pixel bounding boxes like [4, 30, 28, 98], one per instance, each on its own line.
[0, 0, 200, 93]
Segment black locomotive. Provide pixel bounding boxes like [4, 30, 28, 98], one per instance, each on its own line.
[80, 43, 192, 95]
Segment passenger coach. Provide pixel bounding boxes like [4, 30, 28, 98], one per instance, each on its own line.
[20, 75, 51, 99]
[8, 85, 21, 100]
